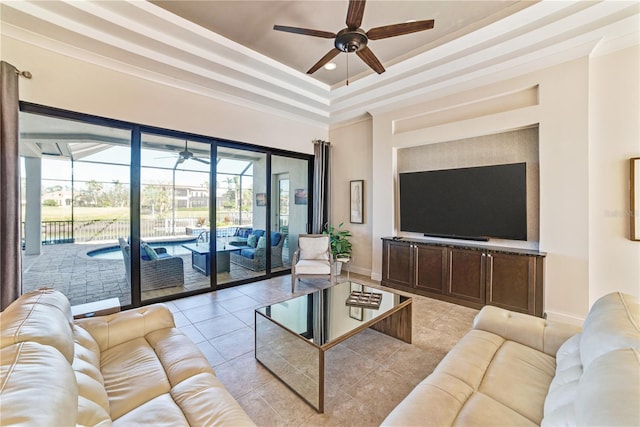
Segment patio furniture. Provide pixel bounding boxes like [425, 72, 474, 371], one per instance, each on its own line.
[181, 242, 240, 275]
[229, 230, 286, 271]
[290, 234, 334, 292]
[118, 238, 184, 291]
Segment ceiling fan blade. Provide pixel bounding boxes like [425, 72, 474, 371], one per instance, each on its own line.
[307, 48, 341, 74]
[367, 19, 435, 40]
[273, 25, 335, 39]
[346, 0, 366, 29]
[356, 46, 385, 74]
[193, 157, 210, 165]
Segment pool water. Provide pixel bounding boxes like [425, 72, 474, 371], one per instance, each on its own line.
[88, 240, 196, 260]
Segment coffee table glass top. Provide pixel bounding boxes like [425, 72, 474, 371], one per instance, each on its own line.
[256, 281, 410, 348]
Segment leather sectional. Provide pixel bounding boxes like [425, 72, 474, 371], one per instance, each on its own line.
[0, 289, 255, 426]
[382, 292, 640, 426]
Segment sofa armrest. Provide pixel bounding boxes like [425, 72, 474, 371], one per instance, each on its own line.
[473, 305, 581, 356]
[74, 304, 175, 352]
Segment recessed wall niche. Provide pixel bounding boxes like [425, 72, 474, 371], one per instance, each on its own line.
[397, 126, 540, 244]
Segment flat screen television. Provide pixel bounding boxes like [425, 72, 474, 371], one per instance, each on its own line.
[399, 162, 527, 241]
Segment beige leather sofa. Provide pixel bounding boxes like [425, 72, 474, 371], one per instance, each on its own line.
[0, 288, 255, 426]
[383, 292, 640, 426]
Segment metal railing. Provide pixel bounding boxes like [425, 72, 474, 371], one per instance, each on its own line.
[23, 212, 253, 245]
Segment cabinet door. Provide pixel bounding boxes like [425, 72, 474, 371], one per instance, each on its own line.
[382, 240, 414, 288]
[415, 244, 447, 294]
[447, 248, 485, 304]
[487, 252, 540, 316]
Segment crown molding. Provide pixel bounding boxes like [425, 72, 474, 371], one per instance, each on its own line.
[1, 0, 638, 127]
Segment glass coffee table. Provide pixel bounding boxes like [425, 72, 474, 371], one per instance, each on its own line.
[255, 281, 412, 412]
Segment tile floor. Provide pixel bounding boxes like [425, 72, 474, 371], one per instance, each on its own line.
[162, 273, 478, 426]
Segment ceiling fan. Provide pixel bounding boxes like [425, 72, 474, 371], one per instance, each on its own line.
[273, 0, 435, 75]
[172, 140, 209, 168]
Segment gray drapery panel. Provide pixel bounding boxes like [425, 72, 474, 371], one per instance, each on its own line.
[0, 61, 22, 310]
[312, 139, 331, 234]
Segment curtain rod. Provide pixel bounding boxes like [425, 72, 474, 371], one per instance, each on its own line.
[15, 69, 32, 79]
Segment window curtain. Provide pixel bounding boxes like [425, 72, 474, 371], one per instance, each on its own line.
[312, 139, 331, 234]
[0, 61, 22, 310]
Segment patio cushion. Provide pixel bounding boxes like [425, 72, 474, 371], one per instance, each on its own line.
[247, 235, 258, 248]
[240, 248, 255, 259]
[141, 242, 159, 260]
[270, 232, 282, 246]
[257, 236, 266, 249]
[251, 230, 265, 238]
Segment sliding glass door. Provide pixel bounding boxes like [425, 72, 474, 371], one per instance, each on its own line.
[19, 102, 312, 308]
[139, 133, 211, 301]
[272, 155, 310, 271]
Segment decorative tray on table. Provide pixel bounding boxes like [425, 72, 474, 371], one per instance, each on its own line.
[345, 291, 382, 309]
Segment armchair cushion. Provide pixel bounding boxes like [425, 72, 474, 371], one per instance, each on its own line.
[294, 259, 331, 275]
[299, 236, 330, 260]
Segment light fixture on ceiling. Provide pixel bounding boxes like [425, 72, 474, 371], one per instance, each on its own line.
[324, 62, 337, 70]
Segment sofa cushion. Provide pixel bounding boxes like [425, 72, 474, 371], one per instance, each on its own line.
[72, 324, 111, 427]
[0, 341, 78, 427]
[0, 288, 75, 363]
[575, 348, 640, 426]
[247, 234, 258, 248]
[580, 292, 639, 369]
[542, 333, 583, 426]
[240, 248, 255, 259]
[383, 328, 556, 426]
[257, 236, 266, 249]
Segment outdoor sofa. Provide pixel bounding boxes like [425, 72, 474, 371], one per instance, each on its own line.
[229, 229, 287, 271]
[0, 288, 255, 426]
[382, 291, 640, 426]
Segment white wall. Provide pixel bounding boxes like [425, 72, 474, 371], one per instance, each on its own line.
[588, 46, 640, 304]
[329, 118, 373, 276]
[332, 46, 639, 322]
[3, 37, 326, 154]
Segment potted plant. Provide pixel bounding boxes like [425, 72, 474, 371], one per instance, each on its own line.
[324, 223, 352, 275]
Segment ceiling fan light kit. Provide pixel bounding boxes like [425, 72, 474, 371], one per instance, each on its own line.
[273, 0, 435, 79]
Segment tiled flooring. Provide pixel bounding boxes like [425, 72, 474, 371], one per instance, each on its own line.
[163, 274, 478, 426]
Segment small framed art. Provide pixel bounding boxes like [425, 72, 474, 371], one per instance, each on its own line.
[350, 180, 363, 224]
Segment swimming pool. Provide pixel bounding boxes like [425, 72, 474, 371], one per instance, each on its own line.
[87, 239, 196, 260]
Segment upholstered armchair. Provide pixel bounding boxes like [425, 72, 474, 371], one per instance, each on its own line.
[290, 234, 334, 292]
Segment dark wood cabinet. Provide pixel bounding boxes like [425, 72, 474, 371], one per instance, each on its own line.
[448, 248, 486, 305]
[415, 244, 447, 294]
[486, 251, 543, 316]
[381, 238, 545, 317]
[382, 239, 414, 288]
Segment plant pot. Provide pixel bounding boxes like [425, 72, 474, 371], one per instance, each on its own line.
[333, 261, 342, 276]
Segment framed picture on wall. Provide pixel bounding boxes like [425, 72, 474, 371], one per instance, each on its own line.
[632, 158, 640, 241]
[350, 180, 363, 224]
[256, 193, 266, 206]
[294, 188, 307, 205]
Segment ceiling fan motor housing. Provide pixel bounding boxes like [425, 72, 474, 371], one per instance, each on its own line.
[335, 28, 368, 52]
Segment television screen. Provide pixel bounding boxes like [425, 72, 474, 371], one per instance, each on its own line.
[399, 163, 527, 241]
